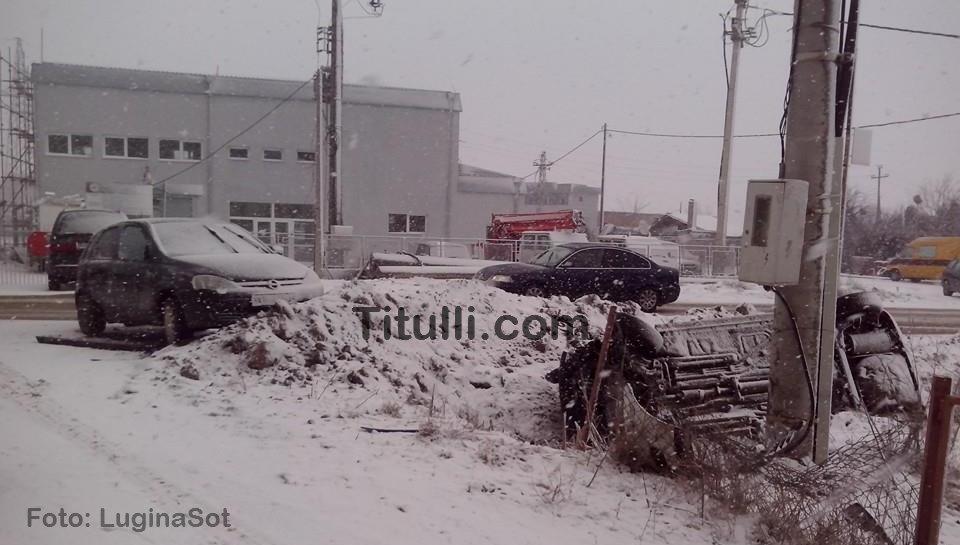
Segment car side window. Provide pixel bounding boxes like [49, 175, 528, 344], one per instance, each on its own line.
[117, 226, 149, 262]
[603, 249, 650, 269]
[560, 248, 603, 268]
[88, 227, 120, 260]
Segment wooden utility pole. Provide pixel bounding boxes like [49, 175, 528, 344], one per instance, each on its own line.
[767, 0, 843, 463]
[871, 165, 889, 223]
[715, 0, 748, 246]
[598, 123, 608, 231]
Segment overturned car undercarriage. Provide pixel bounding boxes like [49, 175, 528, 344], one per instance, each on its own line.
[546, 291, 923, 465]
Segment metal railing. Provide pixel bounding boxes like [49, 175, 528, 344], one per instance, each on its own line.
[311, 234, 742, 277]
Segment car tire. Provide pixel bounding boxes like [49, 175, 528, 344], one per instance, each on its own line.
[523, 287, 546, 298]
[48, 277, 61, 291]
[888, 270, 902, 282]
[636, 289, 659, 313]
[944, 285, 955, 297]
[77, 294, 106, 336]
[161, 297, 192, 346]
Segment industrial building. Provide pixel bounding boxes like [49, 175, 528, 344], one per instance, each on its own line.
[30, 63, 600, 261]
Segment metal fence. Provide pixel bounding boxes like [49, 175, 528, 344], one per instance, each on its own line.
[316, 234, 742, 277]
[0, 235, 743, 289]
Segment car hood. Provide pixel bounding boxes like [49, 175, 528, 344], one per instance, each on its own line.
[174, 253, 309, 281]
[477, 262, 547, 279]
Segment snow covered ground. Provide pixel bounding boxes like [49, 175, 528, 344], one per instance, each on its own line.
[679, 274, 960, 309]
[1, 278, 958, 545]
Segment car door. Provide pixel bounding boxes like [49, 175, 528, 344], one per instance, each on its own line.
[554, 248, 605, 298]
[115, 224, 157, 323]
[83, 226, 121, 318]
[603, 249, 654, 301]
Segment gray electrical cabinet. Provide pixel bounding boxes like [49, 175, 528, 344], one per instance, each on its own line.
[739, 179, 808, 286]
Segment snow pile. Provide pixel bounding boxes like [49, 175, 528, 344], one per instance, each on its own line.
[152, 278, 653, 441]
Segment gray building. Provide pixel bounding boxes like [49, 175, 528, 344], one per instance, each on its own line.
[32, 63, 599, 259]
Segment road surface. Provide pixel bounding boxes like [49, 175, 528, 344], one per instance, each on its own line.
[2, 294, 960, 335]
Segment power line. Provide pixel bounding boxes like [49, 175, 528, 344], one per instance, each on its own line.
[153, 76, 313, 187]
[608, 111, 960, 140]
[762, 10, 960, 39]
[520, 129, 602, 179]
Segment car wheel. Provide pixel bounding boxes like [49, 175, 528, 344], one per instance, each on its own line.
[636, 289, 659, 313]
[48, 277, 61, 291]
[161, 297, 192, 346]
[888, 270, 902, 282]
[77, 294, 106, 336]
[944, 285, 955, 297]
[523, 286, 546, 298]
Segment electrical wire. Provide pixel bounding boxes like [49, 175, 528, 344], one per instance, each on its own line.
[605, 111, 960, 140]
[762, 9, 960, 40]
[153, 76, 314, 187]
[768, 287, 817, 457]
[520, 129, 603, 180]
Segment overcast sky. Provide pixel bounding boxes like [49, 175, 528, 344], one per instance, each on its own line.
[4, 0, 958, 228]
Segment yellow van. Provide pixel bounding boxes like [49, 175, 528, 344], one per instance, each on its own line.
[882, 237, 960, 281]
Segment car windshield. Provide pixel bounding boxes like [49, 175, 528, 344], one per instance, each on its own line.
[529, 245, 574, 267]
[152, 222, 270, 256]
[57, 211, 127, 234]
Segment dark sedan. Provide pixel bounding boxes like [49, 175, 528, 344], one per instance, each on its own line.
[476, 243, 680, 312]
[76, 218, 324, 344]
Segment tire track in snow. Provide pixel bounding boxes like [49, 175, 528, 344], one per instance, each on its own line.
[0, 360, 278, 545]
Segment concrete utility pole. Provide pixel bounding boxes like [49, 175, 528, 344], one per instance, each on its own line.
[768, 0, 843, 463]
[598, 122, 608, 231]
[313, 0, 345, 271]
[871, 165, 889, 223]
[715, 0, 748, 246]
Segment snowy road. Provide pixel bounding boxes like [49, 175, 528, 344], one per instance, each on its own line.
[0, 321, 738, 545]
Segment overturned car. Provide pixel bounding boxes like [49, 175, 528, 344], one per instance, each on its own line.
[545, 292, 921, 464]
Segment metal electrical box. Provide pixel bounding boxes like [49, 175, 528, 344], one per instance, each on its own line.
[739, 179, 808, 286]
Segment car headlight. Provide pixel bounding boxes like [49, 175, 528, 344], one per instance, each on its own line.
[191, 274, 240, 294]
[489, 274, 513, 283]
[303, 268, 321, 283]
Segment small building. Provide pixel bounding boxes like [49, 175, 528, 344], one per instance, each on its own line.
[453, 164, 600, 238]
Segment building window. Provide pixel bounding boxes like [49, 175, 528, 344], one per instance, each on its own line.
[47, 133, 93, 156]
[229, 201, 272, 218]
[229, 147, 248, 159]
[159, 139, 202, 161]
[274, 203, 314, 219]
[263, 149, 283, 161]
[388, 214, 426, 233]
[105, 136, 149, 159]
[297, 151, 316, 162]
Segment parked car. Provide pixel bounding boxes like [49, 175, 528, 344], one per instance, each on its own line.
[414, 241, 471, 259]
[942, 259, 960, 296]
[48, 209, 128, 290]
[76, 218, 324, 345]
[475, 243, 680, 312]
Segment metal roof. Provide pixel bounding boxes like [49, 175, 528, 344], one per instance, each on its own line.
[31, 62, 462, 112]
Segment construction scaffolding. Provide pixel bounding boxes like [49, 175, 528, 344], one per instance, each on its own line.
[0, 38, 37, 252]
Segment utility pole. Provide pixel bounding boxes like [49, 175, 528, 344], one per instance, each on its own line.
[871, 165, 889, 223]
[533, 151, 550, 212]
[314, 24, 332, 271]
[767, 0, 843, 463]
[715, 0, 748, 246]
[598, 122, 608, 231]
